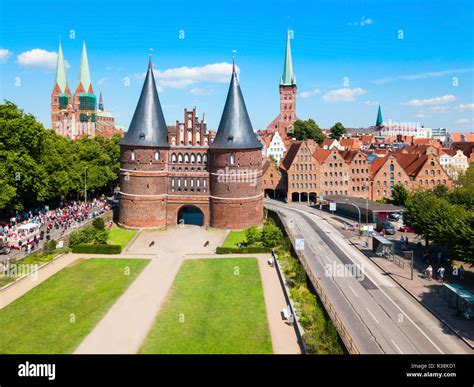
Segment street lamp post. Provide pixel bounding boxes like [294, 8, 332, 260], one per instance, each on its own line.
[84, 167, 88, 203]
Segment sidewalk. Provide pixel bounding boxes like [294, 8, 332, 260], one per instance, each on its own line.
[291, 202, 474, 349]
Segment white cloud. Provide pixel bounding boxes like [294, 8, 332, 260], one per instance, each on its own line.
[17, 49, 70, 70]
[323, 88, 367, 102]
[97, 77, 108, 86]
[135, 62, 236, 90]
[372, 68, 473, 85]
[429, 106, 449, 112]
[364, 100, 379, 106]
[455, 118, 473, 125]
[402, 94, 455, 107]
[456, 103, 474, 112]
[0, 48, 12, 63]
[299, 88, 320, 98]
[415, 113, 425, 118]
[189, 87, 214, 96]
[349, 16, 373, 27]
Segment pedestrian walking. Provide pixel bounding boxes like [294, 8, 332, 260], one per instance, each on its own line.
[437, 266, 445, 283]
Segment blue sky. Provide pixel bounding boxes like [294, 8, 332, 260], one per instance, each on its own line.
[0, 0, 473, 132]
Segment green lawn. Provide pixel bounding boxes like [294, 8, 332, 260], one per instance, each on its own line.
[140, 258, 272, 354]
[0, 258, 149, 354]
[0, 275, 14, 288]
[222, 230, 247, 247]
[107, 224, 137, 248]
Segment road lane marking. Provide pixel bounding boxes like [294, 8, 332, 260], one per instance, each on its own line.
[268, 203, 446, 354]
[366, 308, 380, 325]
[348, 285, 359, 298]
[390, 339, 404, 354]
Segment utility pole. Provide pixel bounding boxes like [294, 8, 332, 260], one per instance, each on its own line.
[84, 167, 88, 203]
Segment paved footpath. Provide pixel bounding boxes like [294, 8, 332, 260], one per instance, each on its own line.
[75, 226, 300, 354]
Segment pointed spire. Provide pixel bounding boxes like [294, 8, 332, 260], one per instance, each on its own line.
[98, 91, 104, 111]
[376, 104, 383, 127]
[78, 41, 92, 92]
[280, 30, 296, 86]
[120, 57, 169, 147]
[210, 61, 262, 150]
[54, 39, 68, 93]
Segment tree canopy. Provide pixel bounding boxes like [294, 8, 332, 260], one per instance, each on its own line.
[292, 119, 326, 144]
[0, 101, 121, 213]
[329, 122, 346, 140]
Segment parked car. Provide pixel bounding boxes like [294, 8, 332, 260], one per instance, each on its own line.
[399, 225, 415, 233]
[376, 219, 396, 235]
[389, 212, 402, 221]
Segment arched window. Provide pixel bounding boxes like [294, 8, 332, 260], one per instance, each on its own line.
[178, 154, 183, 163]
[203, 154, 208, 164]
[154, 150, 160, 161]
[131, 150, 136, 161]
[229, 153, 236, 165]
[197, 154, 202, 163]
[191, 154, 196, 163]
[390, 163, 394, 171]
[171, 153, 177, 163]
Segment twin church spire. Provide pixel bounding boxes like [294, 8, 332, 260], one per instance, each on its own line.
[53, 40, 93, 94]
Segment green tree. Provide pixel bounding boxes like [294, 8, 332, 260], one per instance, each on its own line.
[392, 183, 409, 206]
[292, 119, 326, 144]
[245, 225, 261, 246]
[329, 122, 346, 140]
[261, 223, 283, 247]
[432, 184, 449, 198]
[457, 162, 474, 189]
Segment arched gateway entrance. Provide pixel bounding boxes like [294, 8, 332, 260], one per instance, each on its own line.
[177, 205, 204, 226]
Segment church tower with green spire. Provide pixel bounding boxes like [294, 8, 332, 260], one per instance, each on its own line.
[51, 40, 73, 134]
[375, 104, 384, 129]
[73, 41, 97, 137]
[266, 30, 297, 135]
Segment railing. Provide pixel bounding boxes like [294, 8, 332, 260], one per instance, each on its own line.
[271, 249, 307, 354]
[276, 210, 360, 355]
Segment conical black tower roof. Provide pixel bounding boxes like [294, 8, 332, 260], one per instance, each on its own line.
[210, 63, 262, 150]
[120, 57, 169, 147]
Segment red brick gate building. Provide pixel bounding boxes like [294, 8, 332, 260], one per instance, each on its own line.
[118, 58, 263, 229]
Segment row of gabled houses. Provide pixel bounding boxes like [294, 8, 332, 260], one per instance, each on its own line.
[262, 137, 474, 204]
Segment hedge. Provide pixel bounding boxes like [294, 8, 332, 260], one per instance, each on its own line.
[71, 244, 122, 254]
[215, 246, 272, 254]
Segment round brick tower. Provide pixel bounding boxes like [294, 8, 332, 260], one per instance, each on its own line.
[209, 62, 263, 229]
[119, 57, 170, 228]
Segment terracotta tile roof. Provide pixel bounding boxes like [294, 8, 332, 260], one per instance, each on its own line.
[340, 150, 357, 163]
[322, 138, 337, 148]
[313, 148, 332, 163]
[450, 133, 474, 142]
[392, 153, 427, 177]
[451, 142, 474, 158]
[260, 134, 273, 148]
[280, 141, 303, 171]
[339, 138, 362, 150]
[361, 135, 374, 143]
[439, 148, 457, 157]
[370, 156, 387, 178]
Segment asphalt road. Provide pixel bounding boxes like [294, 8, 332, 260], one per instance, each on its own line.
[265, 199, 471, 354]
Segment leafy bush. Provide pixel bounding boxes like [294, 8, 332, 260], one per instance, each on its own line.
[245, 225, 261, 245]
[68, 224, 109, 247]
[261, 223, 283, 248]
[71, 244, 122, 254]
[92, 217, 105, 230]
[43, 239, 57, 255]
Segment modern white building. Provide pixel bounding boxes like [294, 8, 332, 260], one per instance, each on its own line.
[379, 125, 433, 139]
[438, 149, 469, 180]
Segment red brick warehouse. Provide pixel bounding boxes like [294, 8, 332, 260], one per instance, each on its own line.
[118, 57, 263, 229]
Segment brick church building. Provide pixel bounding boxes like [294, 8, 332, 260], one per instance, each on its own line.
[51, 41, 121, 139]
[118, 57, 263, 229]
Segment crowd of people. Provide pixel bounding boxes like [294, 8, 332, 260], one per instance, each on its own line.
[0, 198, 111, 253]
